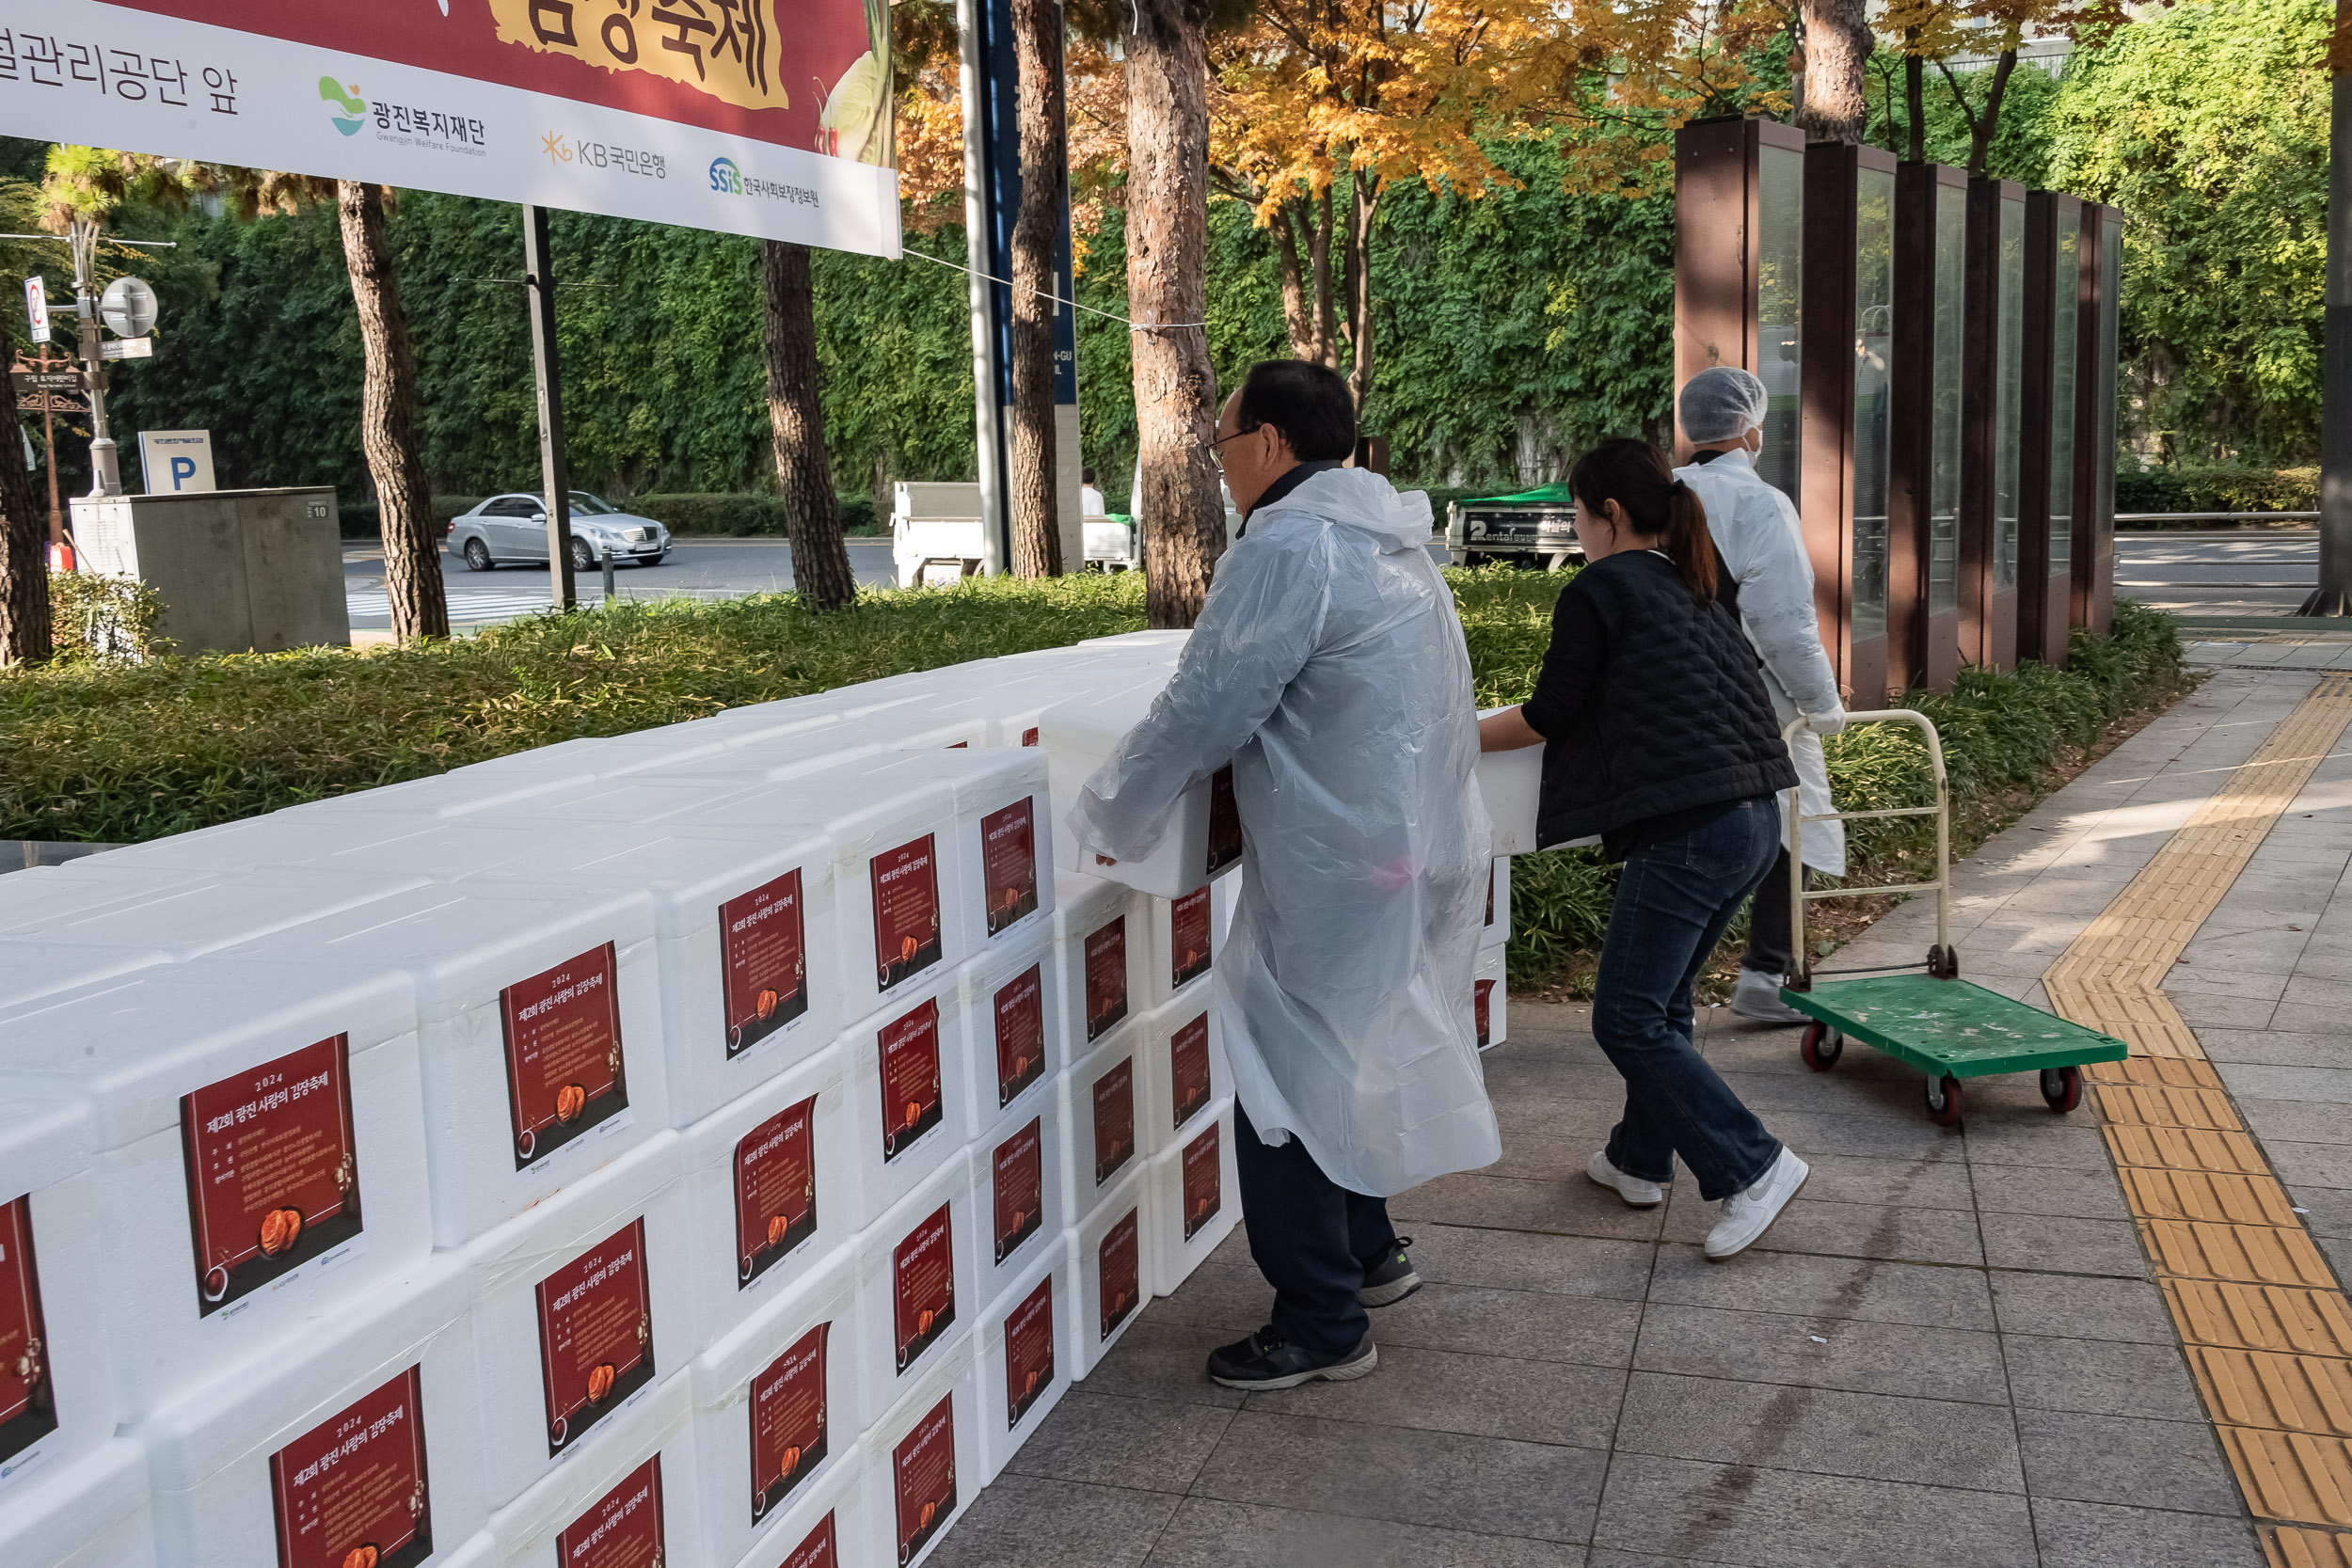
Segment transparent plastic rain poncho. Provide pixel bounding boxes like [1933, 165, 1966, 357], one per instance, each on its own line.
[1067, 467, 1501, 1196]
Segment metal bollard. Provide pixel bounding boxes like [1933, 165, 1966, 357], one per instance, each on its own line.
[601, 546, 616, 603]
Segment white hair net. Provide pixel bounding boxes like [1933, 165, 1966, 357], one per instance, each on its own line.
[1680, 366, 1771, 444]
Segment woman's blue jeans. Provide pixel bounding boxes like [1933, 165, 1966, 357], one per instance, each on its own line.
[1594, 795, 1787, 1202]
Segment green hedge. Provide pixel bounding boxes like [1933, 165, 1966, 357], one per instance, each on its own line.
[2114, 464, 2319, 517]
[628, 494, 882, 536]
[338, 495, 484, 540]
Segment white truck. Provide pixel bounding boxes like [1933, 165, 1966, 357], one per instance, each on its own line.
[890, 481, 989, 587]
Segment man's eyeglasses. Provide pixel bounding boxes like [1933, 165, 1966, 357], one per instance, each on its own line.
[1207, 428, 1252, 471]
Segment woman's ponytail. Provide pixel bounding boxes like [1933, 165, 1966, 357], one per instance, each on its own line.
[1567, 437, 1720, 601]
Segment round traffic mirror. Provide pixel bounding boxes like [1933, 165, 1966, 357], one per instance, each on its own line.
[99, 276, 157, 339]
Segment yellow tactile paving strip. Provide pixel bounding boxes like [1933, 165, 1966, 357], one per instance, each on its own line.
[2036, 674, 2352, 1557]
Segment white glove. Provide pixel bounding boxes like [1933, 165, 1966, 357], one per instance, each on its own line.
[1804, 705, 1849, 736]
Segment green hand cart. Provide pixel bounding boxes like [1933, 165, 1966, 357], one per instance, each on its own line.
[1776, 711, 2128, 1127]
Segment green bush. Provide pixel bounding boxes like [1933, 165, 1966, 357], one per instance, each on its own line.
[45, 572, 168, 664]
[623, 494, 882, 537]
[339, 495, 485, 540]
[2113, 464, 2318, 518]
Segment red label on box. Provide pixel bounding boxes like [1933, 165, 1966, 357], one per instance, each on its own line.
[501, 942, 628, 1171]
[1475, 979, 1493, 1049]
[1004, 1273, 1055, 1429]
[1020, 726, 1040, 747]
[1182, 1123, 1223, 1242]
[734, 1096, 818, 1290]
[879, 999, 946, 1163]
[179, 1033, 363, 1317]
[891, 1202, 956, 1375]
[720, 868, 810, 1059]
[1169, 1013, 1212, 1132]
[556, 1455, 664, 1568]
[1169, 887, 1213, 990]
[1082, 915, 1128, 1041]
[781, 1513, 837, 1568]
[1099, 1210, 1140, 1342]
[870, 835, 944, 993]
[992, 1117, 1043, 1265]
[991, 964, 1047, 1109]
[749, 1322, 831, 1524]
[979, 797, 1041, 938]
[0, 1195, 56, 1469]
[1206, 764, 1244, 874]
[892, 1393, 957, 1567]
[535, 1218, 655, 1456]
[1090, 1058, 1134, 1187]
[267, 1367, 433, 1568]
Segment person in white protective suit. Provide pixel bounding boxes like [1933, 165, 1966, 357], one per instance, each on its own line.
[1067, 359, 1498, 1392]
[1672, 367, 1851, 1023]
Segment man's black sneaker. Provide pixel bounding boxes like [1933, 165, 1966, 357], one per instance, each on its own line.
[1205, 1327, 1377, 1391]
[1358, 1237, 1422, 1308]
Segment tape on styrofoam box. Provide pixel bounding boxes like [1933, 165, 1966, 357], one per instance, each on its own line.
[686, 1250, 862, 1568]
[1136, 995, 1232, 1159]
[0, 1437, 154, 1568]
[844, 973, 974, 1227]
[1037, 686, 1243, 899]
[1053, 872, 1144, 1061]
[213, 879, 669, 1246]
[970, 1091, 1067, 1313]
[724, 1430, 865, 1568]
[1149, 1099, 1239, 1294]
[974, 1233, 1074, 1484]
[1477, 708, 1542, 856]
[1483, 855, 1513, 945]
[0, 1096, 111, 1497]
[1141, 885, 1217, 1010]
[0, 962, 432, 1424]
[680, 1042, 858, 1349]
[1058, 1032, 1143, 1232]
[485, 1372, 701, 1568]
[1475, 944, 1508, 1053]
[859, 1332, 979, 1568]
[956, 920, 1063, 1147]
[461, 1131, 694, 1510]
[1070, 1165, 1153, 1378]
[137, 1254, 486, 1568]
[852, 1153, 978, 1430]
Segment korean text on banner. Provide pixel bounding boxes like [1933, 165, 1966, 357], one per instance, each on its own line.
[0, 0, 900, 258]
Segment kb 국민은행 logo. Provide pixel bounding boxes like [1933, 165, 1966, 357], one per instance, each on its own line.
[319, 76, 366, 136]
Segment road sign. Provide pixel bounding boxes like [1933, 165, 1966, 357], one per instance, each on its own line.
[11, 368, 81, 394]
[137, 428, 215, 493]
[99, 277, 157, 339]
[100, 337, 152, 361]
[24, 277, 48, 344]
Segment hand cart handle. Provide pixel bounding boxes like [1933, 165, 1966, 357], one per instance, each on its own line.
[1780, 710, 1952, 989]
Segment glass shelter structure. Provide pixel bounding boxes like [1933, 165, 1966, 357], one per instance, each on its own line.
[1888, 163, 1970, 695]
[1959, 177, 2028, 673]
[2073, 204, 2123, 637]
[2020, 190, 2082, 666]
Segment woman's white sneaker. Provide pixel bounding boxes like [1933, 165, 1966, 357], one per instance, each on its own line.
[1586, 1150, 1664, 1208]
[1704, 1148, 1809, 1259]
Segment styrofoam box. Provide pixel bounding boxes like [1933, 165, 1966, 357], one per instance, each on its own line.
[681, 1042, 859, 1349]
[485, 1372, 702, 1568]
[973, 1232, 1075, 1485]
[1136, 994, 1232, 1161]
[437, 1533, 498, 1568]
[956, 919, 1063, 1148]
[1483, 854, 1513, 946]
[1069, 1166, 1154, 1379]
[0, 1437, 154, 1568]
[1037, 680, 1243, 899]
[852, 1153, 979, 1430]
[1475, 943, 1508, 1053]
[212, 879, 670, 1246]
[1140, 886, 1217, 1013]
[76, 812, 555, 881]
[1058, 1031, 1145, 1231]
[0, 1096, 113, 1496]
[858, 1333, 981, 1568]
[968, 1091, 1067, 1313]
[1148, 1098, 1240, 1294]
[1052, 872, 1145, 1063]
[1077, 629, 1192, 657]
[461, 1131, 696, 1509]
[1477, 707, 1542, 856]
[687, 1250, 863, 1568]
[1211, 867, 1239, 950]
[844, 971, 974, 1228]
[249, 736, 621, 822]
[0, 963, 433, 1424]
[726, 1435, 866, 1568]
[138, 1254, 486, 1568]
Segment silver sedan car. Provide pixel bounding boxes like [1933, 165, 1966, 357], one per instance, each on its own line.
[447, 491, 671, 573]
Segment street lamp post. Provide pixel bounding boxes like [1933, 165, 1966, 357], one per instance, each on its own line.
[68, 218, 121, 498]
[2306, 0, 2352, 616]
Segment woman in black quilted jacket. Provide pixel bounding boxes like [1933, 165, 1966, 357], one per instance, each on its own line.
[1478, 437, 1813, 1261]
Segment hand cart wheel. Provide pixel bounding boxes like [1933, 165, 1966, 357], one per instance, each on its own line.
[2039, 1066, 2083, 1114]
[1800, 1022, 1844, 1072]
[1924, 1073, 1964, 1127]
[1927, 943, 1960, 979]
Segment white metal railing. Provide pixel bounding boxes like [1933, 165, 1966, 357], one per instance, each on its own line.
[2115, 511, 2318, 524]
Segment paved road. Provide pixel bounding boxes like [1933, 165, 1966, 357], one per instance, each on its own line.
[2115, 528, 2317, 617]
[342, 535, 900, 629]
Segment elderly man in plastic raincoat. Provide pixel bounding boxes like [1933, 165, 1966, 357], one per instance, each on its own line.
[1068, 359, 1499, 1392]
[1672, 367, 1850, 1022]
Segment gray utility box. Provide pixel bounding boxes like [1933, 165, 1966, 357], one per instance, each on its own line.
[70, 486, 348, 655]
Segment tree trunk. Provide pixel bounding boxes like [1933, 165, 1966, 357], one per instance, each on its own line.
[1008, 0, 1066, 578]
[1904, 32, 1925, 163]
[1124, 0, 1223, 630]
[0, 305, 49, 666]
[1797, 0, 1871, 145]
[1273, 194, 1342, 370]
[761, 240, 857, 609]
[1340, 175, 1381, 411]
[335, 182, 449, 642]
[1966, 49, 2019, 176]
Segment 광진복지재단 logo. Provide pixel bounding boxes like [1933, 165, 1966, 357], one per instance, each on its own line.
[319, 76, 367, 136]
